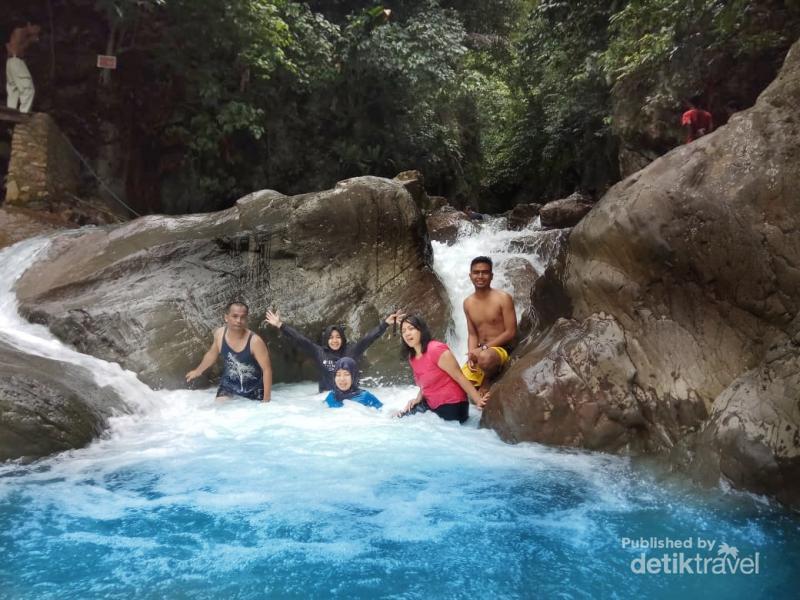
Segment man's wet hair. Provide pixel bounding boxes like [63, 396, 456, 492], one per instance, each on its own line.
[470, 256, 493, 271]
[225, 301, 249, 314]
[399, 314, 432, 359]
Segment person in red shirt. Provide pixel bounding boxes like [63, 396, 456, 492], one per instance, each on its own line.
[681, 95, 713, 143]
[396, 314, 487, 423]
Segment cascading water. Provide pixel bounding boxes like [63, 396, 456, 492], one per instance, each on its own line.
[1, 225, 798, 599]
[0, 237, 158, 412]
[431, 216, 555, 357]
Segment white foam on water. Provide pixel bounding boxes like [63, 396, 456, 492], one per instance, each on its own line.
[0, 227, 797, 598]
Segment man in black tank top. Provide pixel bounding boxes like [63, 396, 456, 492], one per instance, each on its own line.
[186, 302, 273, 402]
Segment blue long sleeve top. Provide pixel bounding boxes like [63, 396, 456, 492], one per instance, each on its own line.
[324, 390, 383, 409]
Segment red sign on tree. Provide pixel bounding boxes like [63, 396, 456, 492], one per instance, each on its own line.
[96, 55, 117, 69]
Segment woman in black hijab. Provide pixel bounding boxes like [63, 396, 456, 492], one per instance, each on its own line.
[263, 309, 403, 391]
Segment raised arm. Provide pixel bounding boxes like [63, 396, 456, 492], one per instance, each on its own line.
[348, 314, 397, 358]
[251, 334, 272, 402]
[265, 310, 323, 360]
[186, 328, 223, 383]
[437, 349, 488, 408]
[280, 323, 325, 360]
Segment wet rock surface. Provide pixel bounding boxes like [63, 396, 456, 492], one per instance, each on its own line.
[17, 176, 449, 389]
[506, 203, 541, 231]
[426, 206, 477, 245]
[0, 207, 69, 249]
[485, 40, 800, 506]
[0, 338, 128, 461]
[485, 315, 651, 451]
[539, 192, 593, 228]
[692, 342, 800, 506]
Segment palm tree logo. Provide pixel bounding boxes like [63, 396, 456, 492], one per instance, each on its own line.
[718, 542, 739, 560]
[225, 354, 257, 393]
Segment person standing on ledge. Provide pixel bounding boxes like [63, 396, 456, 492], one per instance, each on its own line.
[462, 256, 517, 394]
[6, 21, 40, 113]
[186, 301, 272, 402]
[263, 308, 404, 392]
[681, 95, 713, 144]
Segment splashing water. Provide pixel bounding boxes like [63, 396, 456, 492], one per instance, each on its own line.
[0, 236, 158, 412]
[431, 216, 550, 356]
[0, 228, 798, 599]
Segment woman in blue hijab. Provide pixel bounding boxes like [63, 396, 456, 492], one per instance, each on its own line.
[324, 357, 382, 409]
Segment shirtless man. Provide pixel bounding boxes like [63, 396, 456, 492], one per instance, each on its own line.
[6, 22, 40, 113]
[186, 301, 273, 402]
[462, 256, 517, 392]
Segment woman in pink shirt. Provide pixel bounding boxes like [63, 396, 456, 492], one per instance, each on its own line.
[397, 315, 487, 423]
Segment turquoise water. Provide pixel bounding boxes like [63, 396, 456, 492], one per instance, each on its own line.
[2, 230, 799, 599]
[1, 385, 798, 599]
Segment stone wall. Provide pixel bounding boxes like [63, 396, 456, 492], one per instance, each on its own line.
[5, 113, 80, 207]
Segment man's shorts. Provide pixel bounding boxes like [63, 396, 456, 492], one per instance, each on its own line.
[461, 346, 510, 388]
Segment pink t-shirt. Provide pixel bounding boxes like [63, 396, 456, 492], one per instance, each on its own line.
[409, 340, 466, 409]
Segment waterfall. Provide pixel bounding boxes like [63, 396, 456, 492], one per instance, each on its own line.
[0, 236, 158, 412]
[0, 227, 797, 599]
[431, 216, 554, 357]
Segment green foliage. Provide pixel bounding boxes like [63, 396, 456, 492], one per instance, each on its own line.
[251, 1, 482, 201]
[459, 43, 517, 192]
[485, 0, 619, 205]
[603, 0, 798, 82]
[152, 0, 292, 205]
[73, 0, 800, 212]
[93, 0, 165, 26]
[335, 3, 469, 181]
[120, 0, 489, 208]
[600, 0, 800, 146]
[479, 0, 799, 205]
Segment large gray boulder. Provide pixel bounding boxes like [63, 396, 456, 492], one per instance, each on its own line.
[426, 206, 477, 244]
[487, 313, 708, 452]
[17, 177, 449, 388]
[486, 315, 646, 451]
[485, 39, 800, 505]
[0, 338, 128, 461]
[539, 192, 593, 229]
[692, 341, 800, 506]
